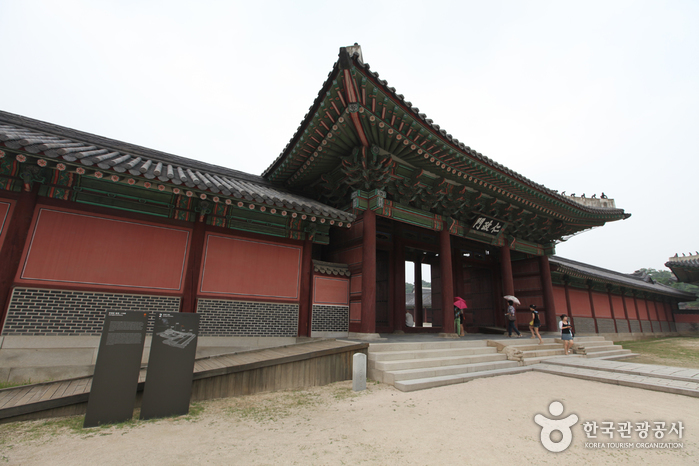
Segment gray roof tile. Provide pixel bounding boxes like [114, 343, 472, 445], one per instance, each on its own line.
[0, 110, 355, 224]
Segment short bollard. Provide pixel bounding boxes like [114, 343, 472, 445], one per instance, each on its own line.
[352, 353, 367, 391]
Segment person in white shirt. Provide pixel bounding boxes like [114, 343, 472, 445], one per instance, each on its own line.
[559, 314, 573, 354]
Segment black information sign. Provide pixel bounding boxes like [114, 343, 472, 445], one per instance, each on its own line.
[84, 310, 148, 428]
[471, 215, 504, 236]
[140, 312, 200, 420]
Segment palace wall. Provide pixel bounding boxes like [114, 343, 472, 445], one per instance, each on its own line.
[0, 194, 350, 339]
[551, 284, 679, 335]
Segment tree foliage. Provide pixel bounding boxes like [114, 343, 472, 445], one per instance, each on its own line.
[638, 268, 699, 309]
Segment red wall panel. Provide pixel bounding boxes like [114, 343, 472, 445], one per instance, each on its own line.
[568, 288, 592, 317]
[19, 208, 189, 291]
[611, 295, 626, 319]
[350, 302, 361, 322]
[199, 234, 301, 300]
[350, 274, 362, 296]
[553, 286, 568, 317]
[646, 299, 659, 321]
[624, 296, 638, 320]
[636, 298, 649, 320]
[313, 276, 349, 305]
[512, 259, 540, 275]
[592, 292, 612, 318]
[663, 302, 673, 321]
[514, 276, 541, 292]
[675, 313, 699, 323]
[0, 200, 13, 251]
[655, 301, 667, 321]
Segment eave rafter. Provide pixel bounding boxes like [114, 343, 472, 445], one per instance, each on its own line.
[263, 46, 629, 245]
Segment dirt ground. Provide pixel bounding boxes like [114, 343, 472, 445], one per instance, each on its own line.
[1, 371, 697, 465]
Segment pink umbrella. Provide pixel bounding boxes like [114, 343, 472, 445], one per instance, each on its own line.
[454, 297, 468, 309]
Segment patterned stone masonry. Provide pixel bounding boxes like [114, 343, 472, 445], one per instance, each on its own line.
[615, 319, 630, 332]
[676, 322, 699, 333]
[596, 318, 616, 334]
[1, 287, 180, 336]
[311, 305, 349, 333]
[196, 299, 298, 337]
[571, 316, 595, 334]
[640, 320, 653, 333]
[661, 321, 670, 332]
[629, 320, 642, 333]
[670, 322, 677, 333]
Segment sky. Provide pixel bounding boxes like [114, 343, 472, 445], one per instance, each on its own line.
[1, 0, 697, 275]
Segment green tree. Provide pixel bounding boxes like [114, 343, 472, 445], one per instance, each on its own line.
[639, 268, 699, 309]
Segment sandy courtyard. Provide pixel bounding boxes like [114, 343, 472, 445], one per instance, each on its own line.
[1, 371, 697, 465]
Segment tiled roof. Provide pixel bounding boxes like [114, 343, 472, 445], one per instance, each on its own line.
[665, 254, 699, 285]
[0, 110, 355, 224]
[312, 260, 351, 277]
[264, 46, 628, 219]
[550, 256, 696, 299]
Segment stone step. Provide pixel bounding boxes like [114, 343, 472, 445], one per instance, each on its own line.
[594, 352, 639, 361]
[585, 349, 633, 358]
[519, 354, 584, 366]
[520, 348, 567, 358]
[575, 340, 616, 348]
[586, 349, 635, 360]
[532, 365, 699, 398]
[494, 338, 559, 347]
[555, 336, 606, 343]
[582, 344, 625, 353]
[541, 358, 699, 383]
[383, 359, 517, 384]
[373, 353, 507, 372]
[368, 346, 497, 362]
[394, 366, 533, 392]
[368, 340, 488, 353]
[505, 343, 562, 352]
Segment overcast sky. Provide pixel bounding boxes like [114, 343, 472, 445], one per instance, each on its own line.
[2, 0, 697, 275]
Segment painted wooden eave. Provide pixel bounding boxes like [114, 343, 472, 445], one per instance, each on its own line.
[0, 111, 355, 225]
[262, 46, 629, 224]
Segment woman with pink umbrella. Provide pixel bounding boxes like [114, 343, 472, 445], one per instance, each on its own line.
[454, 297, 468, 336]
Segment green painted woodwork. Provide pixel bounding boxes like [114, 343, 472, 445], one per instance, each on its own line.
[263, 59, 627, 248]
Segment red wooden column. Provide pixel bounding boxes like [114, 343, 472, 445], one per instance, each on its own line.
[539, 255, 557, 331]
[392, 235, 405, 331]
[587, 281, 599, 333]
[179, 219, 208, 313]
[0, 186, 39, 329]
[607, 285, 619, 333]
[298, 238, 314, 337]
[439, 223, 455, 335]
[620, 287, 632, 332]
[500, 244, 515, 297]
[360, 209, 376, 334]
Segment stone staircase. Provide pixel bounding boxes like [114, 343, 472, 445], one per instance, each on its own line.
[368, 340, 529, 392]
[486, 337, 579, 365]
[565, 336, 636, 360]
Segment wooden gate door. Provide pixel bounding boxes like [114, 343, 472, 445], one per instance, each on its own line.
[375, 250, 390, 329]
[463, 266, 495, 326]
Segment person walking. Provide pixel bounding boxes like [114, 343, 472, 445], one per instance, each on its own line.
[528, 304, 543, 344]
[506, 300, 521, 337]
[559, 315, 574, 354]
